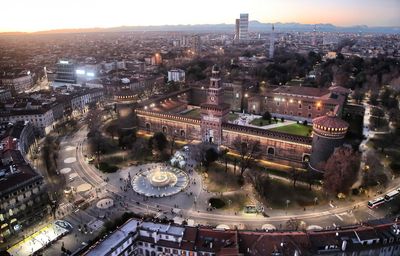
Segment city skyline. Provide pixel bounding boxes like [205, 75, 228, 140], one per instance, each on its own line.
[1, 0, 399, 32]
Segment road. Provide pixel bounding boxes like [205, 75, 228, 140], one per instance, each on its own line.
[64, 125, 399, 228]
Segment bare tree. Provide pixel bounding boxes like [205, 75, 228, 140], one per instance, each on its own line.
[232, 138, 262, 177]
[289, 167, 299, 188]
[323, 146, 360, 195]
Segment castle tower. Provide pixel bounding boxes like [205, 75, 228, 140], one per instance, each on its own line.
[309, 111, 349, 172]
[200, 65, 230, 145]
[269, 24, 275, 59]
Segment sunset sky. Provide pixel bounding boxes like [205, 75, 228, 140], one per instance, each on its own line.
[1, 0, 399, 32]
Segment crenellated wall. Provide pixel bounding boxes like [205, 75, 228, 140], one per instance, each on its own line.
[136, 109, 311, 166]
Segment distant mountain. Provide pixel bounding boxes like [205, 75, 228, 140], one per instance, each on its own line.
[1, 21, 399, 35]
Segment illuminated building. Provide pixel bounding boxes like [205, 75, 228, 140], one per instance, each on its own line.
[55, 59, 76, 84]
[151, 53, 163, 66]
[168, 69, 186, 82]
[309, 111, 349, 172]
[83, 218, 400, 256]
[248, 85, 350, 122]
[0, 134, 49, 242]
[136, 65, 312, 167]
[0, 71, 34, 94]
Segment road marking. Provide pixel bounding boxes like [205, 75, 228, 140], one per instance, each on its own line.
[334, 214, 344, 221]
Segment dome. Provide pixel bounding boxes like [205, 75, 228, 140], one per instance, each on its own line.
[312, 112, 349, 130]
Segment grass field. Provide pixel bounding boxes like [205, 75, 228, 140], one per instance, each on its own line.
[228, 113, 239, 121]
[268, 123, 312, 137]
[249, 118, 271, 126]
[181, 108, 201, 118]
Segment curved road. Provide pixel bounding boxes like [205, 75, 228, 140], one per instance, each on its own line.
[68, 125, 399, 229]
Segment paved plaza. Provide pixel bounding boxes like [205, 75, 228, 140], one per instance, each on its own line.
[131, 163, 189, 197]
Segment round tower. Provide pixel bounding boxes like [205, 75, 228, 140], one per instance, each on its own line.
[309, 111, 349, 172]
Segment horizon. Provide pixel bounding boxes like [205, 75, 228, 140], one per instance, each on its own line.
[1, 0, 399, 33]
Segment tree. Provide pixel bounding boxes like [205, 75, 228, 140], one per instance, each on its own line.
[368, 93, 379, 106]
[352, 90, 364, 104]
[362, 152, 388, 187]
[323, 147, 360, 195]
[251, 172, 271, 199]
[106, 123, 119, 141]
[370, 107, 385, 129]
[219, 148, 229, 173]
[373, 133, 395, 153]
[289, 167, 299, 188]
[203, 148, 219, 171]
[232, 138, 262, 177]
[262, 111, 272, 122]
[149, 132, 168, 153]
[301, 171, 317, 190]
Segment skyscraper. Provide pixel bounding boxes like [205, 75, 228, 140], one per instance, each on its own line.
[269, 24, 275, 59]
[191, 35, 201, 55]
[235, 19, 240, 40]
[239, 13, 249, 41]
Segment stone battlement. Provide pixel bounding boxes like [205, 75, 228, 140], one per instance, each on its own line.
[135, 109, 201, 124]
[222, 123, 313, 145]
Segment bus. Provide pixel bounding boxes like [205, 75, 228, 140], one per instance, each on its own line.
[384, 190, 400, 202]
[368, 197, 385, 209]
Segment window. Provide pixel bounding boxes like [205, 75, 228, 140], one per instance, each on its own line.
[308, 105, 311, 110]
[299, 104, 302, 109]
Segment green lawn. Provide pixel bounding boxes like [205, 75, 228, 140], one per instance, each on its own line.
[181, 108, 201, 119]
[250, 118, 271, 126]
[269, 123, 312, 137]
[228, 113, 239, 121]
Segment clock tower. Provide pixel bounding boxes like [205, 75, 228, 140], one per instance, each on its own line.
[200, 65, 230, 145]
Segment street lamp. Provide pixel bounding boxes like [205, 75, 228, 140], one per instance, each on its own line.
[314, 197, 318, 211]
[285, 199, 290, 215]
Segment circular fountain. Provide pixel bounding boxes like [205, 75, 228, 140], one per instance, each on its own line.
[148, 166, 177, 187]
[131, 163, 189, 197]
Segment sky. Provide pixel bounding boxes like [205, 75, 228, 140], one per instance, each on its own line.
[1, 0, 399, 32]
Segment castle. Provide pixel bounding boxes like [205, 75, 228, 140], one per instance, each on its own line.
[135, 65, 349, 169]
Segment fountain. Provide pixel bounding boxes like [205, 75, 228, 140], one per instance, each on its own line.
[131, 163, 189, 197]
[148, 166, 178, 187]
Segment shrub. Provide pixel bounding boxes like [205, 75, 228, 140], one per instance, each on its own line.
[209, 198, 226, 209]
[98, 162, 118, 173]
[390, 162, 400, 173]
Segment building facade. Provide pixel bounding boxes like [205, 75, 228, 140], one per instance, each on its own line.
[0, 73, 34, 94]
[239, 13, 249, 41]
[55, 60, 76, 84]
[168, 69, 186, 82]
[0, 150, 49, 242]
[248, 86, 349, 122]
[136, 66, 312, 166]
[309, 112, 349, 171]
[83, 218, 400, 256]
